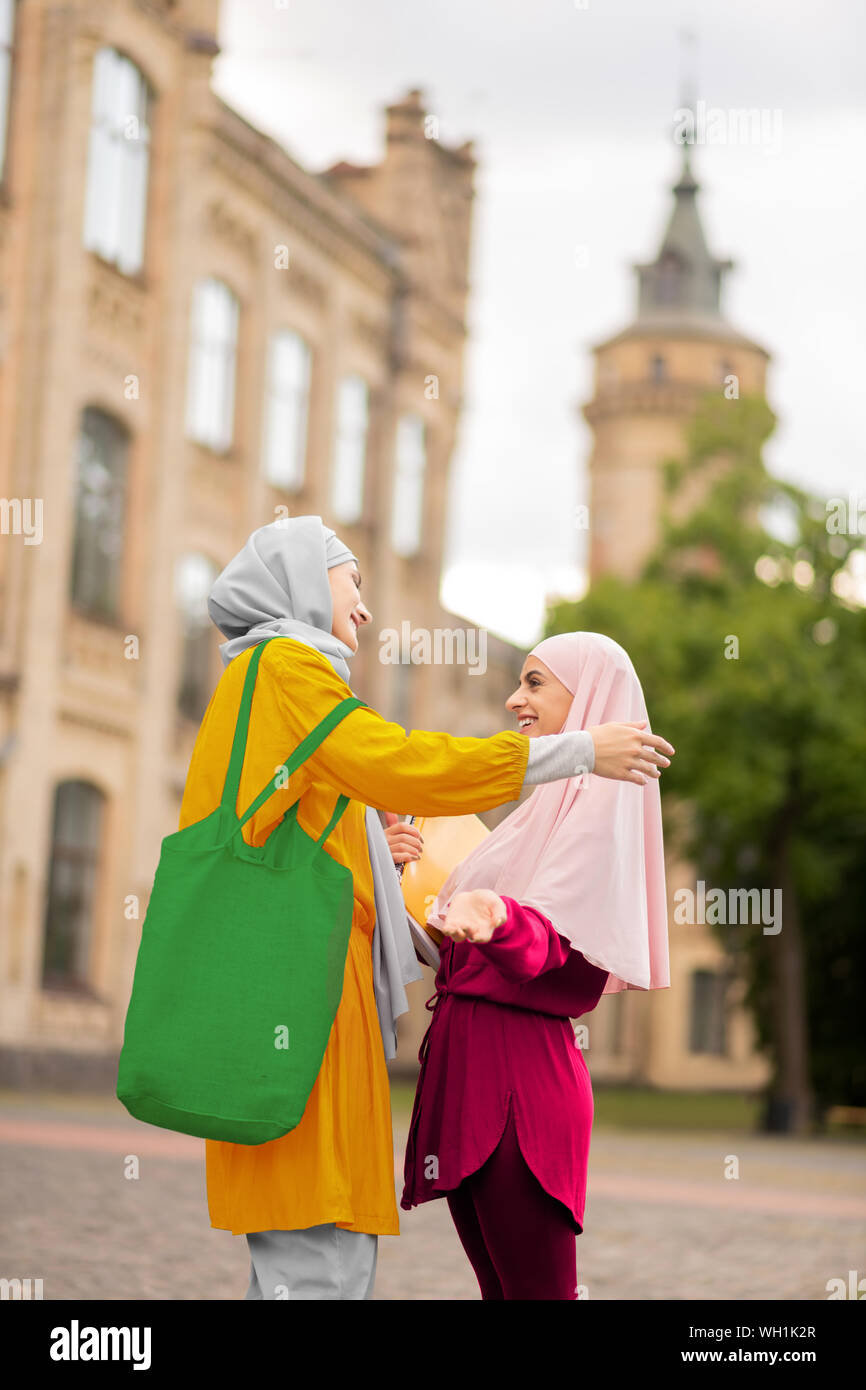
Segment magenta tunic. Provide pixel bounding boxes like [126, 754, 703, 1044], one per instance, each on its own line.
[401, 895, 610, 1232]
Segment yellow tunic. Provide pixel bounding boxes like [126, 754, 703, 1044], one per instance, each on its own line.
[177, 637, 529, 1236]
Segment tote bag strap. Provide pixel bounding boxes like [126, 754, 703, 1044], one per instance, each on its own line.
[220, 638, 274, 817]
[219, 637, 366, 849]
[231, 695, 365, 841]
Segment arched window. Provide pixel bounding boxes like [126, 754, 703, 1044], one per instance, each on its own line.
[41, 780, 105, 990]
[0, 0, 17, 184]
[391, 414, 426, 557]
[261, 329, 312, 489]
[331, 375, 369, 522]
[185, 277, 239, 451]
[175, 552, 220, 721]
[649, 354, 668, 384]
[688, 969, 728, 1055]
[82, 47, 152, 275]
[69, 407, 129, 619]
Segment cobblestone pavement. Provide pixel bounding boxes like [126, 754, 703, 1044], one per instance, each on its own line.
[1, 1090, 864, 1301]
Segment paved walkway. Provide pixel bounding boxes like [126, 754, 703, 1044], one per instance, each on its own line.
[1, 1091, 863, 1300]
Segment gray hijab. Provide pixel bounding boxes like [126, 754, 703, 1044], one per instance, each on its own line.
[207, 514, 423, 1061]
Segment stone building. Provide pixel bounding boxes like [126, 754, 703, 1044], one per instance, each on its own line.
[0, 0, 769, 1095]
[0, 0, 490, 1082]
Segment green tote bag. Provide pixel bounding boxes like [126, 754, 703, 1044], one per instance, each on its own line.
[116, 637, 366, 1144]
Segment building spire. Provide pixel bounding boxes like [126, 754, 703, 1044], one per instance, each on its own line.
[633, 30, 733, 322]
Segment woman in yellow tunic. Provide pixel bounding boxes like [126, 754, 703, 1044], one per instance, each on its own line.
[179, 516, 674, 1299]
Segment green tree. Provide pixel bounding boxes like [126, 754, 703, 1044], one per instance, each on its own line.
[550, 392, 866, 1133]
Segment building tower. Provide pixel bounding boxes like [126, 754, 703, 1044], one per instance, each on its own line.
[583, 142, 770, 581]
[578, 138, 774, 1091]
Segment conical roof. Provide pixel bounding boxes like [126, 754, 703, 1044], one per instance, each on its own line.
[634, 143, 733, 322]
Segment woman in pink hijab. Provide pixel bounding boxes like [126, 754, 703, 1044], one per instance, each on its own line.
[400, 631, 671, 1300]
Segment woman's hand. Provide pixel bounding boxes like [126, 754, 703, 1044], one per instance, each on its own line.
[438, 889, 507, 944]
[588, 720, 675, 785]
[382, 811, 424, 865]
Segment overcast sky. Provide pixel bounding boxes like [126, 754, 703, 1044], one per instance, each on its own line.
[214, 0, 866, 646]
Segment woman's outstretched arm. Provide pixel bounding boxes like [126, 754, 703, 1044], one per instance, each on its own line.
[470, 895, 571, 983]
[438, 891, 608, 1005]
[265, 640, 673, 817]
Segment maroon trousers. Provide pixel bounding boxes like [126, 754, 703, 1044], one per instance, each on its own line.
[445, 1105, 579, 1300]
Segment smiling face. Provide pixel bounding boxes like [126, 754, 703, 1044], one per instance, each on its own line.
[505, 655, 574, 736]
[327, 559, 372, 652]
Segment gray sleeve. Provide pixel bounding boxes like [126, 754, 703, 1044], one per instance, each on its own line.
[522, 730, 595, 786]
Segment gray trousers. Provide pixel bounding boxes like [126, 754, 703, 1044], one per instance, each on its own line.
[245, 1225, 378, 1300]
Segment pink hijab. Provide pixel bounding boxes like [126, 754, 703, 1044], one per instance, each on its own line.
[426, 632, 670, 993]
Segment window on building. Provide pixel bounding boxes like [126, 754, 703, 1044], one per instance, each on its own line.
[185, 278, 239, 452]
[41, 780, 105, 991]
[261, 329, 312, 489]
[656, 251, 682, 305]
[391, 414, 426, 557]
[175, 552, 219, 721]
[688, 969, 728, 1055]
[82, 46, 152, 275]
[649, 354, 668, 384]
[0, 0, 16, 184]
[69, 407, 129, 620]
[331, 375, 369, 522]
